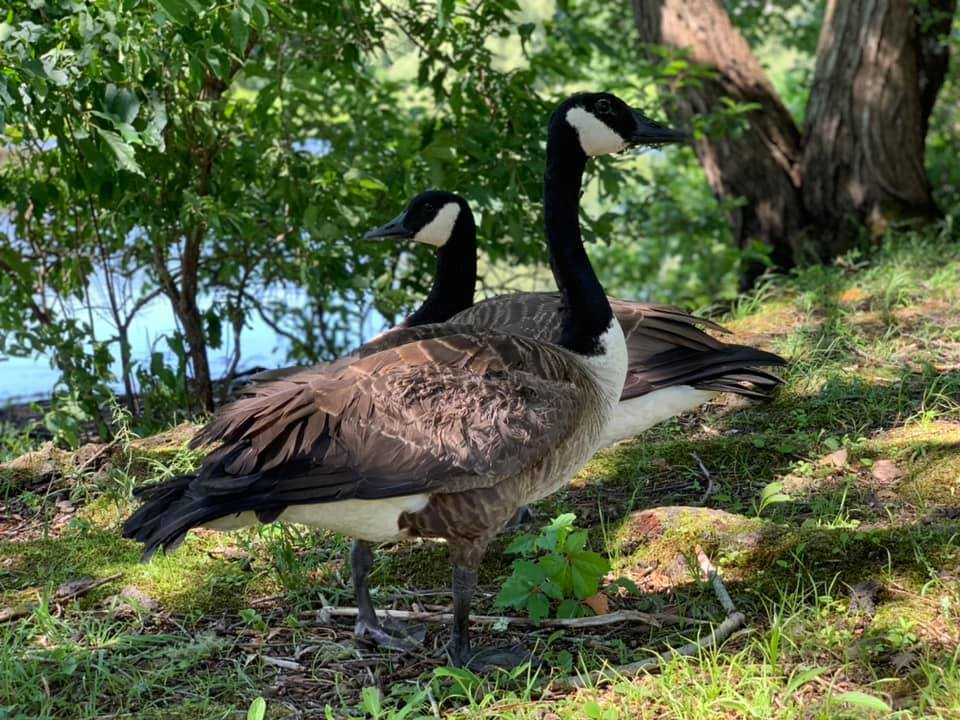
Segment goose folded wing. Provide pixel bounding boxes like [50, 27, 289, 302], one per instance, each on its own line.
[189, 331, 591, 505]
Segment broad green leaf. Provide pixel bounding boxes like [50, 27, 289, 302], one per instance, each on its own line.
[95, 127, 143, 176]
[540, 578, 564, 600]
[495, 575, 531, 609]
[246, 697, 266, 720]
[249, 0, 270, 30]
[537, 554, 567, 582]
[783, 666, 829, 697]
[761, 481, 785, 500]
[834, 691, 891, 713]
[105, 84, 140, 125]
[564, 529, 588, 553]
[505, 533, 536, 556]
[526, 592, 549, 622]
[361, 687, 382, 717]
[570, 551, 609, 599]
[437, 0, 454, 27]
[556, 599, 582, 619]
[154, 0, 195, 25]
[229, 9, 251, 55]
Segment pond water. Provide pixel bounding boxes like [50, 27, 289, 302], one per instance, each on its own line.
[0, 288, 383, 405]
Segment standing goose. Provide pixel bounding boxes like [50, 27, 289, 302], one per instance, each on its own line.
[249, 94, 784, 445]
[123, 94, 670, 670]
[364, 206, 783, 448]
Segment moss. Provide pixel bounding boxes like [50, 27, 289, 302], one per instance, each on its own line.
[0, 525, 268, 616]
[0, 442, 76, 492]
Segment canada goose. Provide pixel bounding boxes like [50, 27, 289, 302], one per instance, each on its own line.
[364, 201, 785, 448]
[250, 101, 784, 443]
[123, 93, 675, 670]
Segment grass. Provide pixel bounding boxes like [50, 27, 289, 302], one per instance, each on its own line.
[1, 234, 960, 718]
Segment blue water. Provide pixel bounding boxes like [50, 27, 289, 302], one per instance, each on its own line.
[0, 287, 384, 404]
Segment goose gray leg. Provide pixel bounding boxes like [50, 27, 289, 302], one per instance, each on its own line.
[447, 563, 541, 672]
[351, 540, 423, 652]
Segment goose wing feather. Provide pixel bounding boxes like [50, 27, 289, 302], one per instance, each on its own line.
[194, 330, 590, 499]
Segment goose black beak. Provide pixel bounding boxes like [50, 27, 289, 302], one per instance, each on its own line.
[363, 212, 414, 240]
[628, 109, 689, 146]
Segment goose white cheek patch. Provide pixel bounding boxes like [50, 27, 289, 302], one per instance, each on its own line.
[413, 202, 461, 247]
[565, 107, 627, 156]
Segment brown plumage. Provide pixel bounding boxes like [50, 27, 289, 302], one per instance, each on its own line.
[124, 330, 600, 558]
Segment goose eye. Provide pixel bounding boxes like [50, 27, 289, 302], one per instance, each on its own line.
[595, 98, 612, 115]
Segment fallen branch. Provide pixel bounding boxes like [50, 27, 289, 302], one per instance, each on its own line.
[691, 453, 715, 504]
[305, 607, 705, 630]
[561, 547, 746, 688]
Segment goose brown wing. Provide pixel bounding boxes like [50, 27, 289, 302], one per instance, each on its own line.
[193, 331, 591, 497]
[126, 331, 593, 557]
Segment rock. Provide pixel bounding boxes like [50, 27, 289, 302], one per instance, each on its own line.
[819, 449, 849, 469]
[0, 443, 72, 486]
[871, 459, 902, 483]
[616, 506, 780, 590]
[619, 506, 769, 556]
[848, 579, 881, 616]
[108, 585, 158, 616]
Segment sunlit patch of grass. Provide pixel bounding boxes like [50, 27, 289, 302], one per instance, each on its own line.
[1, 234, 959, 717]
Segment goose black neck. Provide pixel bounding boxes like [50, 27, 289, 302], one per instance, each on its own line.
[544, 122, 613, 355]
[404, 210, 476, 327]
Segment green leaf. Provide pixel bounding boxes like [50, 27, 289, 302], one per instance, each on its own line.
[361, 687, 382, 717]
[783, 666, 829, 697]
[540, 578, 564, 600]
[761, 481, 785, 501]
[246, 697, 266, 720]
[95, 127, 143, 176]
[505, 533, 536, 556]
[229, 9, 251, 55]
[834, 691, 891, 713]
[526, 592, 549, 622]
[154, 0, 195, 25]
[570, 551, 609, 599]
[556, 599, 582, 619]
[538, 554, 567, 583]
[495, 574, 532, 609]
[249, 0, 270, 30]
[564, 529, 588, 553]
[105, 84, 140, 125]
[437, 0, 454, 27]
[206, 47, 231, 81]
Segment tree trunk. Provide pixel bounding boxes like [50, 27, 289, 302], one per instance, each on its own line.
[802, 0, 942, 255]
[632, 0, 805, 289]
[178, 295, 214, 412]
[916, 0, 958, 135]
[632, 0, 955, 286]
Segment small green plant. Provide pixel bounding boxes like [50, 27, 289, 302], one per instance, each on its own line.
[495, 513, 609, 622]
[754, 481, 791, 516]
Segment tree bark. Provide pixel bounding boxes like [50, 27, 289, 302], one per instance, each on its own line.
[915, 0, 958, 135]
[802, 0, 942, 255]
[632, 0, 805, 289]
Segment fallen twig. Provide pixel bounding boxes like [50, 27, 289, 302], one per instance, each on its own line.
[691, 453, 715, 504]
[305, 607, 704, 630]
[561, 546, 746, 688]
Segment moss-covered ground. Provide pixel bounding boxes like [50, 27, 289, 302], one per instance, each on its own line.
[2, 237, 959, 719]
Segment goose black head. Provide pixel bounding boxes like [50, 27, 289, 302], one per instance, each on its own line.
[363, 190, 469, 248]
[556, 92, 688, 157]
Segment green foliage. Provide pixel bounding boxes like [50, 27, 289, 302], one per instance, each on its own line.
[496, 513, 609, 621]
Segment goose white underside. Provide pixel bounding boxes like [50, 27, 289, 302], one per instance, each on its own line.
[599, 386, 717, 447]
[202, 494, 430, 543]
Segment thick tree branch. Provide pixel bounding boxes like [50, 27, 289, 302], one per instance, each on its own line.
[632, 0, 804, 288]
